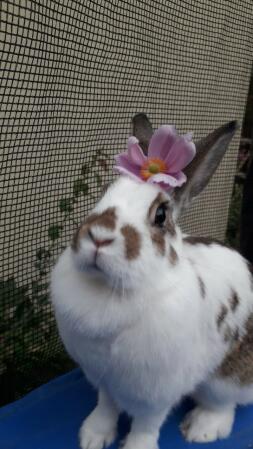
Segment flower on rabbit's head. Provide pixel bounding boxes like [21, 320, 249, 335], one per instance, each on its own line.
[114, 125, 196, 191]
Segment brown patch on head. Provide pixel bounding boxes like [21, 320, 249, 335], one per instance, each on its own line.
[218, 314, 253, 384]
[217, 305, 228, 329]
[229, 291, 239, 312]
[151, 231, 166, 256]
[71, 208, 116, 251]
[121, 225, 141, 260]
[94, 207, 117, 230]
[183, 236, 229, 248]
[169, 245, 178, 265]
[197, 276, 206, 299]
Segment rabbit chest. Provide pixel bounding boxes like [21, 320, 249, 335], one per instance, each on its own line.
[51, 248, 233, 414]
[55, 300, 205, 415]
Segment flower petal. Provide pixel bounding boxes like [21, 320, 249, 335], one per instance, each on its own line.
[148, 125, 177, 159]
[127, 137, 147, 166]
[114, 165, 142, 182]
[165, 134, 196, 172]
[147, 172, 187, 188]
[115, 152, 137, 170]
[171, 171, 187, 186]
[114, 153, 141, 182]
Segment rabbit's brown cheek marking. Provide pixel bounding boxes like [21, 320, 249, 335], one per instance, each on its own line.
[229, 291, 239, 312]
[218, 314, 253, 384]
[169, 245, 178, 265]
[197, 276, 206, 298]
[121, 225, 141, 260]
[217, 305, 228, 329]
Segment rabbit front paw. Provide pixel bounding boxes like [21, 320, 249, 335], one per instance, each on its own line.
[79, 407, 117, 449]
[121, 432, 158, 449]
[180, 405, 234, 443]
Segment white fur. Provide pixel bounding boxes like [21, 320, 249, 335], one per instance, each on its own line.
[50, 177, 253, 449]
[180, 406, 235, 443]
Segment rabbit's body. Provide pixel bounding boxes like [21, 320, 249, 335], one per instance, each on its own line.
[52, 224, 253, 416]
[51, 117, 252, 449]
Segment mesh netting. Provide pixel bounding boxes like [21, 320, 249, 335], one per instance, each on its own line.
[1, 0, 253, 404]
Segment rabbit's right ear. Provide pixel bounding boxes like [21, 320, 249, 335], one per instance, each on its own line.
[173, 121, 239, 217]
[132, 113, 153, 154]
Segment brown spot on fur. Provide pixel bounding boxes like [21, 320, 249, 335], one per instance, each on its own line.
[217, 305, 228, 329]
[121, 225, 141, 260]
[183, 236, 229, 248]
[229, 291, 239, 312]
[224, 325, 234, 343]
[151, 231, 166, 256]
[197, 276, 206, 298]
[94, 208, 117, 230]
[218, 314, 253, 384]
[169, 246, 178, 265]
[234, 328, 240, 342]
[71, 208, 116, 251]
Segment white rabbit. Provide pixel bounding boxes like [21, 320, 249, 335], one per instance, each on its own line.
[50, 114, 253, 449]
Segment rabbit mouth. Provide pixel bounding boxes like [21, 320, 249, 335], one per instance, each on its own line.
[86, 254, 105, 275]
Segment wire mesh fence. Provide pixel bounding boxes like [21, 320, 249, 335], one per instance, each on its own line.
[1, 0, 253, 404]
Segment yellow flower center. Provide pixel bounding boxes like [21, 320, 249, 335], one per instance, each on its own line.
[140, 158, 167, 180]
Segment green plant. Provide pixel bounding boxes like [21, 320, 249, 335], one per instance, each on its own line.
[0, 148, 111, 377]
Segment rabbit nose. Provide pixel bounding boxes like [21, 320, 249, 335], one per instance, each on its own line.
[88, 230, 114, 248]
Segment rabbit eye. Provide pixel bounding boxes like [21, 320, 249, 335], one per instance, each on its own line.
[154, 203, 167, 227]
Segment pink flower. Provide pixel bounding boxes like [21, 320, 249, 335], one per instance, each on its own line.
[114, 125, 196, 190]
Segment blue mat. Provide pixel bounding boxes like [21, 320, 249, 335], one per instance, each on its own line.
[1, 368, 253, 449]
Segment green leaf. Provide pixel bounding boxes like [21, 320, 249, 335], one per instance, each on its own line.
[48, 225, 63, 241]
[0, 278, 29, 304]
[73, 179, 89, 197]
[59, 198, 74, 214]
[34, 265, 48, 277]
[14, 299, 32, 320]
[31, 281, 49, 296]
[36, 248, 51, 261]
[36, 293, 49, 304]
[81, 164, 89, 176]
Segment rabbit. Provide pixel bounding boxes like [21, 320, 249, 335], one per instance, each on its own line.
[50, 113, 253, 449]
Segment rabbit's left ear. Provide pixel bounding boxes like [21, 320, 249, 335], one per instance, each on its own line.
[132, 113, 153, 154]
[173, 121, 239, 216]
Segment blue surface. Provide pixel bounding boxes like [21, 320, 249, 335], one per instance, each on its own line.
[1, 368, 253, 449]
